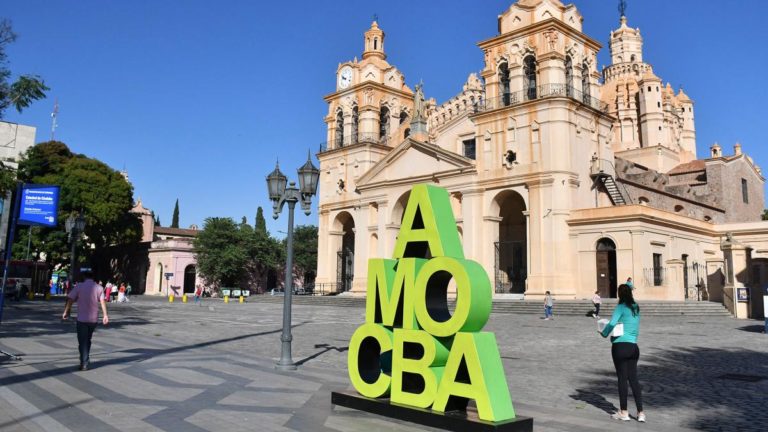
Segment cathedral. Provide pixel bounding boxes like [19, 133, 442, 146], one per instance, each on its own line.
[314, 0, 767, 318]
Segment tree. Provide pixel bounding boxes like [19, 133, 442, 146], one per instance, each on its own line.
[13, 141, 141, 265]
[0, 19, 49, 119]
[762, 209, 768, 221]
[154, 213, 160, 226]
[255, 206, 267, 235]
[288, 225, 318, 283]
[171, 199, 180, 228]
[194, 217, 249, 288]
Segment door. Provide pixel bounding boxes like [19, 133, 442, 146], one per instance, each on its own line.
[596, 251, 611, 298]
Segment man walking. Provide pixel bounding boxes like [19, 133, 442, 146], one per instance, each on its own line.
[62, 270, 109, 371]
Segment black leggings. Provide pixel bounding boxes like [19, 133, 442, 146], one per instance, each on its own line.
[611, 342, 643, 412]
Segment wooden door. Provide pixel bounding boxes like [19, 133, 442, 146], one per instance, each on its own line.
[596, 251, 611, 298]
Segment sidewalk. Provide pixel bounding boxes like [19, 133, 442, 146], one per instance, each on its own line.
[1, 297, 765, 431]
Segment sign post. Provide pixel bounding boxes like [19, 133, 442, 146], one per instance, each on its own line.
[0, 184, 60, 360]
[164, 272, 174, 296]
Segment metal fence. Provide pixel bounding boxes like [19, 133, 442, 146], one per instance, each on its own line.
[318, 133, 389, 154]
[473, 83, 609, 114]
[642, 267, 666, 287]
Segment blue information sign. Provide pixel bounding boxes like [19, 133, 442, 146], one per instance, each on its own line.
[18, 185, 60, 227]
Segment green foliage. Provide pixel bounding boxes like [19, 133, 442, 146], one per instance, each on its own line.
[0, 19, 49, 118]
[287, 225, 318, 280]
[762, 209, 768, 221]
[171, 198, 179, 228]
[255, 206, 267, 234]
[13, 141, 141, 265]
[154, 212, 160, 226]
[0, 161, 16, 196]
[194, 216, 284, 290]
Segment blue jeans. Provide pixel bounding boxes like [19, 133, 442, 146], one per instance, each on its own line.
[76, 321, 97, 366]
[544, 305, 553, 318]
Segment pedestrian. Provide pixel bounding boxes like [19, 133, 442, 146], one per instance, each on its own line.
[599, 283, 645, 423]
[194, 285, 203, 306]
[592, 290, 602, 319]
[126, 283, 132, 298]
[105, 282, 113, 303]
[626, 277, 634, 289]
[117, 283, 127, 303]
[61, 270, 109, 371]
[543, 291, 554, 320]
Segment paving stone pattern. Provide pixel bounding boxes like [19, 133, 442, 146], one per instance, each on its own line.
[0, 297, 766, 432]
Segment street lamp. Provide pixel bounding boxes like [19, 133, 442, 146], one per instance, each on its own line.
[65, 213, 86, 288]
[266, 153, 320, 371]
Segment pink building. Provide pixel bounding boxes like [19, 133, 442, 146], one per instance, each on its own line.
[131, 200, 200, 296]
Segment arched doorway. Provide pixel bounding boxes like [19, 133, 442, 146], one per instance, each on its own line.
[183, 265, 196, 294]
[596, 238, 617, 298]
[494, 191, 527, 293]
[334, 212, 355, 292]
[154, 262, 164, 294]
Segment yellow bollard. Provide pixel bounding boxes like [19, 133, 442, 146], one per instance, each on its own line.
[169, 295, 174, 303]
[224, 295, 229, 303]
[45, 292, 51, 301]
[182, 294, 188, 303]
[239, 295, 244, 303]
[28, 291, 34, 300]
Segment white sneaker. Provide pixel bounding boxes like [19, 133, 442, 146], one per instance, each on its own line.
[637, 413, 646, 422]
[612, 412, 631, 421]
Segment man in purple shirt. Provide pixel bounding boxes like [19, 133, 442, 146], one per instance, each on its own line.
[62, 271, 109, 371]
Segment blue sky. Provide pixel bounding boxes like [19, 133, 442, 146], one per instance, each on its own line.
[3, 0, 767, 236]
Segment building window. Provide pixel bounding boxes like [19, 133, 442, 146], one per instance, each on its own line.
[351, 106, 358, 145]
[463, 139, 476, 160]
[674, 205, 684, 213]
[499, 62, 511, 106]
[657, 102, 661, 108]
[335, 110, 344, 148]
[742, 178, 748, 203]
[524, 55, 537, 101]
[653, 253, 663, 286]
[379, 106, 390, 140]
[582, 62, 590, 101]
[565, 56, 573, 96]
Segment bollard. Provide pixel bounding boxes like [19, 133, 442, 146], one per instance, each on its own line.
[45, 292, 51, 301]
[239, 295, 244, 303]
[169, 295, 174, 303]
[224, 295, 229, 303]
[28, 291, 34, 300]
[182, 294, 188, 303]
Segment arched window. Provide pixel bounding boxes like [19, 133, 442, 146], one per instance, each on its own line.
[630, 54, 636, 62]
[351, 106, 359, 145]
[498, 61, 511, 106]
[582, 62, 590, 102]
[524, 55, 537, 101]
[399, 110, 408, 125]
[379, 106, 390, 141]
[565, 56, 573, 96]
[374, 38, 378, 50]
[335, 110, 344, 148]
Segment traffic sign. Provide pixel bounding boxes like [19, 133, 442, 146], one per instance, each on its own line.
[164, 272, 174, 279]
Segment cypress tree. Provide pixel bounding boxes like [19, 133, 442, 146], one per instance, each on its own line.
[171, 199, 180, 228]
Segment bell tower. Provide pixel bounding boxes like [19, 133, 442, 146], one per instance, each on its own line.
[363, 21, 386, 60]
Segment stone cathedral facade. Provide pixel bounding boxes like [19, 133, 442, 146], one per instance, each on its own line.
[314, 0, 767, 318]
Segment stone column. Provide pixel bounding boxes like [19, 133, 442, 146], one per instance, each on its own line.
[721, 238, 750, 319]
[482, 216, 503, 292]
[665, 259, 685, 301]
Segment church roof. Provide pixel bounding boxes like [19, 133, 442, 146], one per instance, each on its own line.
[154, 226, 199, 238]
[668, 160, 705, 175]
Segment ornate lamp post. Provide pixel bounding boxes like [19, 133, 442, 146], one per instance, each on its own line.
[65, 213, 86, 288]
[266, 153, 320, 370]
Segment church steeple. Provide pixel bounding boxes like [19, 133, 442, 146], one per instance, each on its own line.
[609, 1, 643, 64]
[363, 21, 386, 60]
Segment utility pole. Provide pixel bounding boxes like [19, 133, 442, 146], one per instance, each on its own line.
[50, 99, 59, 141]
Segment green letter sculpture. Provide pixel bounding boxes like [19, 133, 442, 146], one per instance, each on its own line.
[347, 184, 516, 421]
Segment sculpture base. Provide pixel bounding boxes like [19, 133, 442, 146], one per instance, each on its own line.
[331, 391, 533, 432]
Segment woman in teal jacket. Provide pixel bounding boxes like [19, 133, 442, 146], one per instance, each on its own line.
[600, 284, 645, 422]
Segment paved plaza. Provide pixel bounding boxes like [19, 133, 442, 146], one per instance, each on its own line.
[0, 296, 766, 432]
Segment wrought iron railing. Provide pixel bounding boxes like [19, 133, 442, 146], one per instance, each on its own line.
[642, 267, 666, 287]
[473, 83, 609, 113]
[300, 282, 345, 296]
[318, 133, 389, 154]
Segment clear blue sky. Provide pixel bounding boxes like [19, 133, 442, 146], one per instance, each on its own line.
[4, 0, 767, 236]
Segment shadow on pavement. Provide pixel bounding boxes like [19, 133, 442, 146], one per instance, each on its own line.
[0, 322, 306, 387]
[295, 343, 349, 366]
[736, 325, 766, 333]
[570, 346, 768, 431]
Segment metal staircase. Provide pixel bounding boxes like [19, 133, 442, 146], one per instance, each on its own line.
[590, 157, 631, 205]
